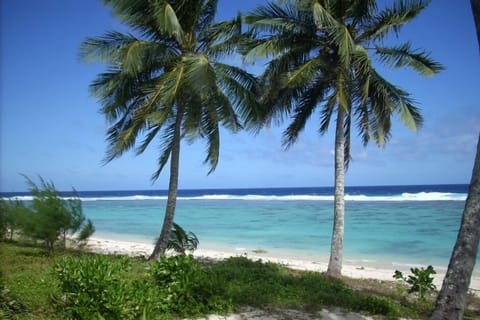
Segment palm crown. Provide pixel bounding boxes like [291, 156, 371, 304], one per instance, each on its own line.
[81, 0, 262, 180]
[243, 0, 443, 164]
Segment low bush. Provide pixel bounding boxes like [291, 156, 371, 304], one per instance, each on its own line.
[53, 255, 162, 319]
[150, 254, 232, 316]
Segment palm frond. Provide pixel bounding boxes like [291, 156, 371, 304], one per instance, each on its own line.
[157, 63, 185, 107]
[80, 31, 137, 64]
[213, 63, 262, 129]
[200, 108, 220, 174]
[319, 93, 337, 135]
[311, 0, 338, 30]
[103, 0, 162, 40]
[347, 0, 377, 27]
[167, 222, 199, 255]
[375, 43, 444, 76]
[151, 1, 184, 44]
[135, 125, 162, 156]
[197, 0, 217, 34]
[366, 69, 423, 145]
[181, 54, 217, 97]
[151, 119, 177, 181]
[201, 15, 243, 58]
[334, 24, 355, 67]
[104, 105, 146, 163]
[286, 58, 323, 88]
[245, 1, 311, 34]
[282, 83, 325, 148]
[360, 0, 430, 41]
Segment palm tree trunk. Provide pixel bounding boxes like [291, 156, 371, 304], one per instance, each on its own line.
[149, 105, 184, 261]
[327, 107, 345, 277]
[472, 0, 480, 51]
[430, 135, 480, 320]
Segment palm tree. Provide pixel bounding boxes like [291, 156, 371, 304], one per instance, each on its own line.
[81, 0, 262, 260]
[243, 0, 443, 277]
[429, 5, 480, 318]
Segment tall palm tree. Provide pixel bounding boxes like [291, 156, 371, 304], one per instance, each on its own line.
[81, 0, 262, 260]
[243, 0, 443, 277]
[429, 5, 480, 318]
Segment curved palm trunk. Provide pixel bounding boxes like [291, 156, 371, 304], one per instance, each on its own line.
[327, 108, 345, 277]
[430, 135, 480, 320]
[149, 105, 184, 261]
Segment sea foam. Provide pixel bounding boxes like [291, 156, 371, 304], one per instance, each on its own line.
[2, 192, 467, 202]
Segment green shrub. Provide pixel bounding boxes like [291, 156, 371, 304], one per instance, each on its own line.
[0, 199, 30, 241]
[150, 255, 232, 316]
[394, 265, 437, 301]
[12, 176, 95, 252]
[53, 255, 140, 319]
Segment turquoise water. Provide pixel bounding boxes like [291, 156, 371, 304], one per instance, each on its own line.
[4, 185, 470, 270]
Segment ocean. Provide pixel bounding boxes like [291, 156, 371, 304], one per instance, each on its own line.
[2, 184, 472, 271]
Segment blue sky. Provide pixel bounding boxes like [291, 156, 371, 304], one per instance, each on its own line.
[1, 0, 479, 192]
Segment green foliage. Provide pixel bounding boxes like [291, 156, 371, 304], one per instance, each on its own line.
[77, 219, 96, 244]
[210, 256, 400, 316]
[167, 222, 199, 255]
[0, 199, 30, 241]
[393, 265, 437, 301]
[80, 0, 263, 181]
[0, 272, 28, 319]
[53, 255, 158, 319]
[19, 175, 95, 251]
[5, 241, 462, 319]
[150, 255, 232, 316]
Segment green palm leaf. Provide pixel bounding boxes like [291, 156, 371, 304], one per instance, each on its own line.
[375, 43, 444, 76]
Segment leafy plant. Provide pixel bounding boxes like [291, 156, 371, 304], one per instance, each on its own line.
[393, 265, 437, 301]
[53, 255, 138, 319]
[0, 199, 29, 241]
[150, 255, 232, 316]
[20, 175, 95, 251]
[167, 222, 199, 255]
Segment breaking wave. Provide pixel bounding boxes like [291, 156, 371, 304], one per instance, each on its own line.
[3, 191, 466, 202]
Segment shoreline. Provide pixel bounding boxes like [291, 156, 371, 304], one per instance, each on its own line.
[86, 236, 480, 293]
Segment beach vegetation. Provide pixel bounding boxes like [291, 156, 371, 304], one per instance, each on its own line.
[80, 0, 263, 260]
[0, 198, 29, 241]
[394, 265, 437, 301]
[242, 0, 443, 277]
[0, 271, 29, 319]
[9, 241, 478, 319]
[166, 222, 199, 255]
[16, 175, 95, 252]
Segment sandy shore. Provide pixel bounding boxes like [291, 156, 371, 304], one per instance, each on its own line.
[86, 236, 480, 294]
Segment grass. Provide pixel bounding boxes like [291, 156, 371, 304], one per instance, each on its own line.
[1, 241, 480, 319]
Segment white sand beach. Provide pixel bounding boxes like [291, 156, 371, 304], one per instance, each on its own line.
[86, 236, 480, 294]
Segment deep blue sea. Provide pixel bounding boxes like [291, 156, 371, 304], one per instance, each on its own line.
[2, 184, 472, 270]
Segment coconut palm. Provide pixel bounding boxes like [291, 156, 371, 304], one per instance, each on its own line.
[243, 0, 443, 277]
[81, 0, 262, 260]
